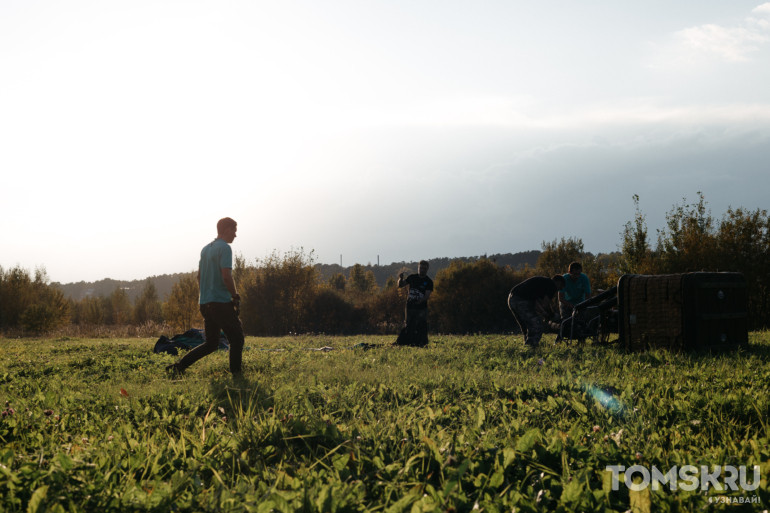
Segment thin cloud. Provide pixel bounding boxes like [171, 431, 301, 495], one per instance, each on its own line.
[650, 4, 770, 67]
[748, 3, 770, 31]
[353, 96, 770, 131]
[675, 24, 768, 62]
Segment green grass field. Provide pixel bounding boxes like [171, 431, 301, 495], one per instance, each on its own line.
[1, 333, 768, 512]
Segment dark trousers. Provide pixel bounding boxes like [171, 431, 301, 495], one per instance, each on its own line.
[177, 302, 245, 374]
[508, 293, 543, 347]
[395, 307, 429, 346]
[559, 301, 576, 321]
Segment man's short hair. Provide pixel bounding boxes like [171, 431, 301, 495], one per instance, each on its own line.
[217, 217, 237, 234]
[568, 261, 582, 272]
[553, 275, 567, 286]
[419, 260, 429, 268]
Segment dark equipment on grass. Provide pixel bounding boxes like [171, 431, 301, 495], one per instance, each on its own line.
[557, 272, 748, 351]
[558, 286, 619, 345]
[618, 272, 748, 351]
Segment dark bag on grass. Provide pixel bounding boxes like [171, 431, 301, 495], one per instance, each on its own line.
[153, 328, 229, 355]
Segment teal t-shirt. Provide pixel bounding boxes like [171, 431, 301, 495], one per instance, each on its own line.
[198, 238, 233, 304]
[561, 272, 591, 305]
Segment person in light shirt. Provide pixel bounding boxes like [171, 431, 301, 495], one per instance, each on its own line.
[559, 261, 592, 320]
[167, 217, 245, 376]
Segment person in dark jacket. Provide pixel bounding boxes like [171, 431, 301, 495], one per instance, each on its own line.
[394, 260, 434, 347]
[508, 275, 566, 348]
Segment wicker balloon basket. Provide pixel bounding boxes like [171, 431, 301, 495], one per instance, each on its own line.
[618, 272, 748, 351]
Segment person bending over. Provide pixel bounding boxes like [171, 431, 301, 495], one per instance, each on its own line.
[508, 275, 566, 348]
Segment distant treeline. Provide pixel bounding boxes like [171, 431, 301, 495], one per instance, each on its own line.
[314, 251, 540, 289]
[52, 252, 541, 302]
[52, 274, 191, 303]
[3, 192, 770, 336]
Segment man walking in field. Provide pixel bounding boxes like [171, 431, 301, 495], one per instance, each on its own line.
[508, 275, 566, 348]
[167, 217, 245, 376]
[394, 260, 434, 347]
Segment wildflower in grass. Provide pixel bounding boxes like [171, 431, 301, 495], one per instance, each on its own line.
[43, 409, 54, 416]
[593, 425, 601, 432]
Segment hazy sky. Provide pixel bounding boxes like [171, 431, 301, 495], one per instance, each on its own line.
[2, 1, 770, 284]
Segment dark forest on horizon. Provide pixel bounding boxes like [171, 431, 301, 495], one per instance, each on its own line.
[53, 251, 543, 302]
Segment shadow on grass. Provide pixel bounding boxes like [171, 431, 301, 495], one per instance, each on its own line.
[208, 374, 275, 419]
[587, 335, 770, 360]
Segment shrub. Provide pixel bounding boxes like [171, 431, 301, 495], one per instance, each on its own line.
[240, 249, 321, 335]
[20, 304, 60, 333]
[536, 237, 585, 278]
[162, 273, 203, 332]
[133, 280, 163, 324]
[349, 264, 378, 294]
[305, 288, 363, 334]
[715, 206, 770, 329]
[0, 266, 69, 333]
[656, 192, 717, 273]
[362, 281, 407, 334]
[622, 193, 770, 328]
[431, 259, 529, 333]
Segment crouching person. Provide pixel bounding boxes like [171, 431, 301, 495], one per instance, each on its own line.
[508, 275, 566, 348]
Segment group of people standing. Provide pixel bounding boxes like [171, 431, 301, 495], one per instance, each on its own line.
[167, 217, 591, 376]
